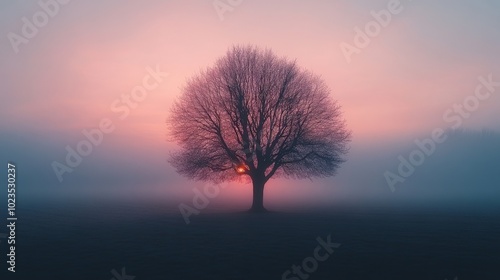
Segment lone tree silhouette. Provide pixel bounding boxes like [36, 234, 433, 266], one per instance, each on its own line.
[168, 45, 350, 212]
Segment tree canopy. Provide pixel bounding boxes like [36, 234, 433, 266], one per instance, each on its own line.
[169, 45, 350, 186]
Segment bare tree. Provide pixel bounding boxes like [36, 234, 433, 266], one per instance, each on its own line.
[168, 45, 350, 212]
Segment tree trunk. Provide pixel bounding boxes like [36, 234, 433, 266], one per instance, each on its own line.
[250, 176, 266, 212]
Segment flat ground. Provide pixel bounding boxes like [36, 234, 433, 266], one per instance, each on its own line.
[4, 200, 500, 280]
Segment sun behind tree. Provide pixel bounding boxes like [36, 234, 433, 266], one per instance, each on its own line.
[168, 45, 351, 212]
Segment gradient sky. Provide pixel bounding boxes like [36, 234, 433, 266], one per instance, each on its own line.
[1, 0, 499, 209]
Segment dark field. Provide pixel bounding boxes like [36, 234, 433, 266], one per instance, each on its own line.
[2, 200, 500, 280]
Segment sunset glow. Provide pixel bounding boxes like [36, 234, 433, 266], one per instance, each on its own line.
[236, 166, 247, 174]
